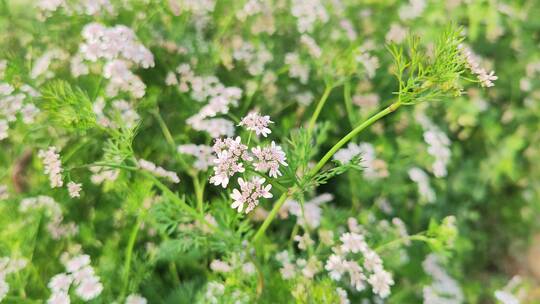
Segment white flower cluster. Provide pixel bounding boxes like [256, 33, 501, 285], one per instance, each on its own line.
[459, 44, 498, 88]
[37, 0, 115, 17]
[93, 98, 140, 129]
[408, 167, 436, 203]
[494, 276, 522, 304]
[67, 182, 82, 198]
[333, 142, 388, 180]
[399, 0, 427, 20]
[290, 0, 329, 33]
[125, 294, 148, 304]
[422, 254, 464, 304]
[38, 147, 64, 188]
[177, 144, 215, 171]
[325, 226, 395, 299]
[167, 64, 242, 138]
[20, 196, 78, 239]
[356, 51, 380, 79]
[204, 281, 225, 304]
[210, 113, 287, 213]
[285, 53, 310, 84]
[276, 250, 322, 280]
[138, 159, 180, 184]
[47, 254, 103, 303]
[423, 127, 451, 178]
[76, 22, 154, 98]
[232, 39, 273, 76]
[0, 82, 40, 141]
[300, 35, 322, 59]
[31, 49, 69, 79]
[280, 193, 333, 229]
[0, 257, 27, 302]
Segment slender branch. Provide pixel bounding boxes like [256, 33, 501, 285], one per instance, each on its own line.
[307, 85, 333, 132]
[252, 192, 291, 243]
[309, 101, 402, 177]
[120, 214, 143, 300]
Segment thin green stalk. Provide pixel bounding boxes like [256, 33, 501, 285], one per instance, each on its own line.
[192, 174, 204, 213]
[120, 214, 143, 300]
[309, 101, 402, 177]
[343, 81, 356, 128]
[252, 192, 291, 243]
[152, 110, 176, 149]
[307, 85, 333, 132]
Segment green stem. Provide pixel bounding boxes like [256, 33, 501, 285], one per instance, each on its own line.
[309, 101, 401, 177]
[307, 85, 333, 132]
[152, 110, 176, 149]
[375, 233, 430, 253]
[343, 81, 356, 128]
[120, 214, 143, 300]
[252, 192, 291, 243]
[192, 174, 204, 213]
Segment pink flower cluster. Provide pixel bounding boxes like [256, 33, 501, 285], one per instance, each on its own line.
[209, 112, 287, 213]
[231, 177, 272, 213]
[459, 44, 497, 88]
[239, 112, 273, 137]
[138, 159, 180, 184]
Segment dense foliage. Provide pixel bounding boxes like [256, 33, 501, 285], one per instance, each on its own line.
[1, 0, 539, 303]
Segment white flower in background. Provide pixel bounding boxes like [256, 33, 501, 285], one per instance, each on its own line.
[0, 256, 27, 302]
[290, 0, 329, 33]
[356, 51, 379, 79]
[177, 144, 215, 171]
[333, 142, 387, 180]
[67, 182, 82, 198]
[38, 146, 64, 188]
[137, 159, 180, 183]
[300, 35, 322, 58]
[251, 141, 288, 177]
[386, 23, 408, 43]
[126, 294, 148, 304]
[31, 49, 69, 79]
[294, 233, 314, 251]
[281, 193, 332, 229]
[0, 120, 7, 140]
[210, 259, 232, 273]
[399, 0, 427, 20]
[494, 291, 519, 304]
[325, 254, 347, 280]
[205, 282, 225, 304]
[47, 253, 103, 303]
[231, 177, 272, 213]
[368, 269, 394, 298]
[285, 53, 310, 84]
[239, 112, 272, 137]
[0, 185, 8, 200]
[423, 127, 451, 178]
[340, 232, 368, 254]
[408, 167, 436, 203]
[20, 196, 78, 239]
[422, 254, 464, 304]
[336, 287, 350, 304]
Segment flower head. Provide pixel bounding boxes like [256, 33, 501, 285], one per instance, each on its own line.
[251, 141, 288, 178]
[230, 177, 272, 213]
[239, 112, 272, 137]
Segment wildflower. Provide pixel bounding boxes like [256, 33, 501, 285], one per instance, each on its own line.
[363, 250, 383, 272]
[38, 147, 63, 188]
[126, 294, 148, 304]
[67, 182, 82, 198]
[239, 112, 272, 137]
[290, 0, 329, 33]
[294, 233, 314, 250]
[336, 287, 350, 304]
[48, 273, 73, 292]
[210, 259, 232, 273]
[0, 120, 7, 140]
[408, 167, 436, 203]
[340, 232, 368, 254]
[280, 262, 296, 279]
[75, 276, 103, 301]
[325, 254, 346, 280]
[368, 269, 394, 298]
[422, 254, 464, 303]
[47, 292, 70, 304]
[459, 44, 497, 87]
[138, 159, 180, 183]
[251, 141, 288, 177]
[230, 177, 272, 213]
[205, 282, 225, 304]
[285, 53, 310, 84]
[494, 291, 519, 304]
[0, 185, 7, 200]
[177, 144, 215, 171]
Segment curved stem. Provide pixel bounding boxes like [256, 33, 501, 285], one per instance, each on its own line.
[252, 192, 291, 243]
[120, 214, 143, 300]
[307, 85, 333, 132]
[309, 101, 401, 177]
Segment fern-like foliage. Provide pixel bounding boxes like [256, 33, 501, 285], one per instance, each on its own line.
[40, 80, 96, 130]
